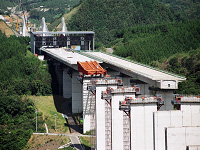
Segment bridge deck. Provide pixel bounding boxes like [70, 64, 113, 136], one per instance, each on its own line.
[41, 48, 95, 68]
[83, 52, 185, 81]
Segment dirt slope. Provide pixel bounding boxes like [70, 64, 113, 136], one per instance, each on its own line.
[0, 20, 14, 37]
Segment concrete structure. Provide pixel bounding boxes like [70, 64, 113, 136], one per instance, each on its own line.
[81, 51, 186, 111]
[22, 17, 29, 37]
[31, 26, 200, 150]
[41, 17, 49, 33]
[40, 47, 187, 133]
[131, 97, 157, 150]
[62, 17, 67, 33]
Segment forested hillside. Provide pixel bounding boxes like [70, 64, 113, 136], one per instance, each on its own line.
[113, 20, 200, 64]
[0, 31, 51, 149]
[159, 0, 200, 20]
[158, 48, 200, 95]
[28, 0, 80, 25]
[68, 0, 182, 44]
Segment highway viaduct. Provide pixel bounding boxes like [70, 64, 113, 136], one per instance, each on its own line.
[39, 47, 185, 133]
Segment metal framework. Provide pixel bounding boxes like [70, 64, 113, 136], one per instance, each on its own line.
[31, 31, 95, 54]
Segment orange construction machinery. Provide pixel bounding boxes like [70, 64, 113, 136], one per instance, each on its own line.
[77, 61, 107, 76]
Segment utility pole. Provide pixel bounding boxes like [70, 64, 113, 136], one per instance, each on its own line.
[55, 114, 57, 131]
[35, 109, 37, 132]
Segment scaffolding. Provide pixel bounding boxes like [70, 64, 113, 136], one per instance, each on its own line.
[101, 86, 112, 150]
[105, 100, 112, 150]
[123, 112, 130, 150]
[171, 94, 182, 105]
[90, 92, 96, 150]
[119, 96, 132, 150]
[154, 94, 164, 110]
[172, 94, 200, 104]
[111, 86, 140, 94]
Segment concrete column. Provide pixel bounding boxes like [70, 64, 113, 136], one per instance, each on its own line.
[72, 71, 82, 113]
[95, 83, 117, 150]
[138, 83, 151, 96]
[96, 85, 107, 150]
[131, 102, 157, 150]
[112, 93, 124, 150]
[156, 90, 174, 111]
[63, 67, 72, 99]
[122, 77, 131, 86]
[54, 62, 63, 96]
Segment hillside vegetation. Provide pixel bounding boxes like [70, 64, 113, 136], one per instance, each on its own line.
[27, 0, 80, 25]
[159, 0, 200, 20]
[112, 20, 200, 64]
[68, 0, 181, 44]
[48, 4, 81, 31]
[0, 31, 52, 149]
[158, 48, 200, 95]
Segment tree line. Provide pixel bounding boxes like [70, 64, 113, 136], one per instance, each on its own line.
[0, 31, 50, 149]
[68, 0, 182, 44]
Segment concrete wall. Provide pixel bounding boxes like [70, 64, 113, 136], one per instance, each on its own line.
[72, 71, 82, 113]
[131, 103, 157, 150]
[112, 93, 124, 150]
[153, 111, 183, 150]
[166, 127, 200, 150]
[156, 90, 174, 111]
[187, 145, 200, 150]
[63, 67, 72, 99]
[181, 103, 200, 127]
[153, 107, 200, 150]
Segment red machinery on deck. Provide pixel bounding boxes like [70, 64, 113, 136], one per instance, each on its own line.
[77, 61, 107, 75]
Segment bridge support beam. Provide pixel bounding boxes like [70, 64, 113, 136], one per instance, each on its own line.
[63, 67, 72, 99]
[72, 71, 83, 113]
[156, 90, 174, 111]
[54, 62, 63, 96]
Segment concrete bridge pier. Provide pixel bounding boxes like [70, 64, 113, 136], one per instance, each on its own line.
[131, 99, 157, 150]
[54, 62, 63, 96]
[72, 71, 83, 113]
[156, 90, 174, 111]
[63, 67, 72, 99]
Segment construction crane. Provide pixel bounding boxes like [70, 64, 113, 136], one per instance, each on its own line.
[15, 0, 29, 32]
[15, 0, 22, 31]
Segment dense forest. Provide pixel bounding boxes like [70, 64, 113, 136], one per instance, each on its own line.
[161, 48, 200, 95]
[0, 31, 50, 149]
[68, 0, 182, 44]
[159, 0, 200, 20]
[112, 20, 200, 64]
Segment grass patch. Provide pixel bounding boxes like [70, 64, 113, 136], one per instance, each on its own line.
[30, 96, 69, 133]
